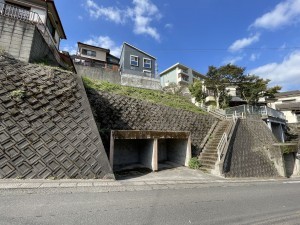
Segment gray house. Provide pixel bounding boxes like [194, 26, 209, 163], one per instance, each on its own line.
[119, 42, 157, 78]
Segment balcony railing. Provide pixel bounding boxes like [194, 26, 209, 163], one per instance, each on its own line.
[0, 3, 67, 68]
[0, 3, 40, 22]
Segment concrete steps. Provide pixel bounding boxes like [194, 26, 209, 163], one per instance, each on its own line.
[199, 120, 230, 173]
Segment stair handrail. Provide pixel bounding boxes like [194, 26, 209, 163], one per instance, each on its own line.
[200, 120, 218, 150]
[217, 116, 237, 161]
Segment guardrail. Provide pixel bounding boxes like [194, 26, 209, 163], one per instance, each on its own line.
[0, 3, 68, 68]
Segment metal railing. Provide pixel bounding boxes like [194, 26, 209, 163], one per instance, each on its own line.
[0, 3, 67, 68]
[0, 3, 40, 22]
[225, 105, 285, 120]
[217, 116, 238, 161]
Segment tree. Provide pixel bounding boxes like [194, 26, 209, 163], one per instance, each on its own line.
[189, 80, 207, 102]
[239, 76, 281, 105]
[189, 64, 281, 109]
[204, 64, 245, 109]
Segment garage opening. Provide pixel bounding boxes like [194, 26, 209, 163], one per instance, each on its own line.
[158, 139, 189, 170]
[112, 139, 154, 172]
[110, 131, 191, 173]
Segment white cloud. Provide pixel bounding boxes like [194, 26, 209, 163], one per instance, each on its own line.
[85, 0, 126, 24]
[84, 0, 161, 41]
[129, 0, 161, 41]
[250, 51, 300, 89]
[78, 15, 83, 20]
[250, 53, 260, 62]
[251, 0, 300, 30]
[228, 33, 260, 52]
[222, 56, 244, 65]
[85, 36, 122, 57]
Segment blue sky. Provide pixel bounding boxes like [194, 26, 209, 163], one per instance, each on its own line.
[57, 0, 300, 91]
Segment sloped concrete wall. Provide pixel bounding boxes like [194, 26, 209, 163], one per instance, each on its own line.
[0, 54, 113, 179]
[85, 89, 217, 156]
[224, 118, 281, 177]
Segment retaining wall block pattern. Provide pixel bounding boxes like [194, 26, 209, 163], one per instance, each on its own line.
[224, 119, 279, 177]
[85, 89, 217, 156]
[0, 54, 114, 179]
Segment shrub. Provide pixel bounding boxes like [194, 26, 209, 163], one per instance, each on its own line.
[188, 157, 201, 169]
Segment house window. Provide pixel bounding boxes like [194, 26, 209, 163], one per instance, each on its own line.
[130, 55, 139, 67]
[82, 49, 96, 57]
[46, 17, 56, 39]
[143, 58, 151, 69]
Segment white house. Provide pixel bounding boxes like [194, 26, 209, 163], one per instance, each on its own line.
[160, 63, 206, 87]
[268, 91, 300, 124]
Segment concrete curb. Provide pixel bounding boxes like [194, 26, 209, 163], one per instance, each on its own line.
[0, 177, 299, 192]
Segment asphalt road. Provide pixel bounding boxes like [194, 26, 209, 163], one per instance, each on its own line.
[0, 181, 300, 225]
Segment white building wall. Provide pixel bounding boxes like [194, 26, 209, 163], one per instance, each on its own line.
[281, 111, 298, 123]
[160, 69, 178, 87]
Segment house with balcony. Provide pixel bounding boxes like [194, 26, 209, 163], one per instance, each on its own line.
[119, 42, 161, 90]
[268, 90, 300, 124]
[73, 42, 120, 71]
[0, 0, 70, 69]
[160, 63, 206, 87]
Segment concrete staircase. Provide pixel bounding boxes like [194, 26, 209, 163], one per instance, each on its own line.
[199, 120, 230, 172]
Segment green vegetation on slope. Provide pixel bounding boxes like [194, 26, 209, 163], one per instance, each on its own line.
[83, 77, 205, 114]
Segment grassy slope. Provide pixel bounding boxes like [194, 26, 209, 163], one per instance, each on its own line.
[83, 77, 205, 114]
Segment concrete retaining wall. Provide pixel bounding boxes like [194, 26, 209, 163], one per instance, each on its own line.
[0, 53, 113, 179]
[0, 15, 60, 67]
[0, 16, 35, 62]
[85, 89, 217, 157]
[121, 74, 161, 90]
[75, 64, 121, 84]
[29, 27, 58, 66]
[224, 118, 281, 177]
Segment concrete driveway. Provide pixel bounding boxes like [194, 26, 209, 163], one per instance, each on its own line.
[115, 162, 221, 181]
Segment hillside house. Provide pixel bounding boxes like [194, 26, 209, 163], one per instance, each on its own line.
[119, 42, 157, 78]
[268, 91, 300, 124]
[119, 42, 161, 90]
[160, 63, 206, 87]
[0, 0, 70, 68]
[73, 42, 119, 71]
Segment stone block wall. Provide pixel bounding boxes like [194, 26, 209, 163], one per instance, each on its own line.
[85, 88, 217, 156]
[0, 16, 35, 62]
[224, 118, 281, 177]
[0, 54, 113, 179]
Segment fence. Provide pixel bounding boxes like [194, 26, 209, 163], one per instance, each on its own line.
[224, 105, 285, 120]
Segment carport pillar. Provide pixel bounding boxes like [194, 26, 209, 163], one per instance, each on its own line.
[185, 136, 192, 166]
[109, 132, 114, 168]
[152, 139, 158, 171]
